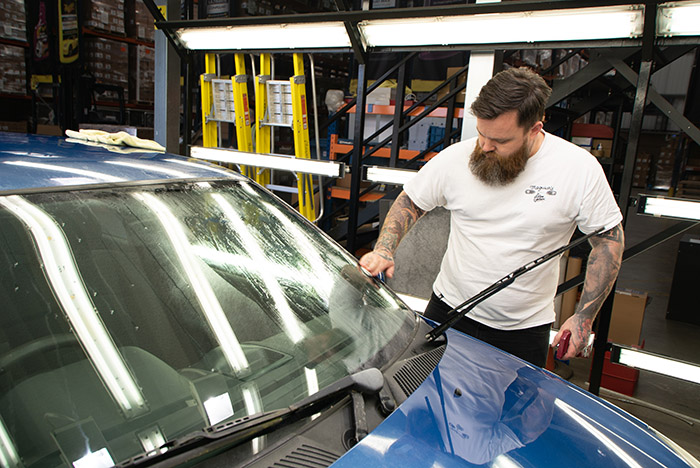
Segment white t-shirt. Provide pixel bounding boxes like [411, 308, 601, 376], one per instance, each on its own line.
[403, 131, 622, 330]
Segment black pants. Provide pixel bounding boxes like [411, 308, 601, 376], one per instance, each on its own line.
[424, 293, 551, 367]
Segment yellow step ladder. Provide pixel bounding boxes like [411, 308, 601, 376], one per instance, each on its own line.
[200, 53, 262, 183]
[256, 53, 315, 220]
[201, 53, 316, 220]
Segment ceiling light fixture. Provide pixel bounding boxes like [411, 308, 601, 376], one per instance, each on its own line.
[363, 165, 417, 185]
[191, 147, 345, 178]
[637, 194, 700, 221]
[359, 5, 644, 47]
[657, 0, 700, 37]
[176, 21, 352, 51]
[612, 346, 700, 385]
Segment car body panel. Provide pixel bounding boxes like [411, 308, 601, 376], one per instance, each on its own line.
[0, 132, 242, 193]
[336, 329, 689, 467]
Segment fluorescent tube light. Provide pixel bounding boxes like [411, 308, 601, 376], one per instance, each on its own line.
[191, 146, 345, 178]
[212, 194, 306, 343]
[0, 419, 19, 468]
[637, 194, 700, 221]
[104, 159, 192, 178]
[555, 399, 644, 468]
[0, 196, 147, 417]
[364, 166, 417, 185]
[135, 193, 250, 374]
[397, 293, 429, 313]
[657, 1, 700, 37]
[359, 5, 644, 47]
[176, 22, 352, 51]
[614, 346, 700, 385]
[4, 160, 125, 183]
[72, 448, 115, 468]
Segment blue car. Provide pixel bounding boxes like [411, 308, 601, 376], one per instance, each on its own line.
[0, 132, 696, 468]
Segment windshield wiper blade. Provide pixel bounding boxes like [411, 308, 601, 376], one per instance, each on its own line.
[425, 227, 605, 341]
[118, 368, 384, 468]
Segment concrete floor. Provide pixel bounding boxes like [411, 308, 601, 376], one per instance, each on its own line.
[386, 188, 700, 460]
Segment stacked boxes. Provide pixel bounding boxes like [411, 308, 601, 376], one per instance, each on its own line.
[135, 45, 154, 103]
[0, 44, 26, 95]
[633, 156, 651, 188]
[85, 37, 129, 100]
[83, 0, 125, 35]
[653, 134, 680, 190]
[633, 133, 680, 189]
[130, 0, 155, 42]
[0, 0, 26, 42]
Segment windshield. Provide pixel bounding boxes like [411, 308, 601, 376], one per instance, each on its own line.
[0, 180, 415, 468]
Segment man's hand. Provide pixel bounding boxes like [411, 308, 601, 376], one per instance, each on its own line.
[552, 315, 592, 360]
[551, 223, 624, 360]
[359, 250, 395, 278]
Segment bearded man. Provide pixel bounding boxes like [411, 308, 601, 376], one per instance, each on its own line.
[359, 67, 624, 367]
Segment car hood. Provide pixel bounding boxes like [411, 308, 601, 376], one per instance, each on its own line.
[334, 327, 691, 467]
[0, 132, 242, 192]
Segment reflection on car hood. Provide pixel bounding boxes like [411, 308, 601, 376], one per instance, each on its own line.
[0, 132, 242, 192]
[335, 327, 690, 468]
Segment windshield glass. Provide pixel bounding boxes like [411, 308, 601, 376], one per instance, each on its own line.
[0, 180, 415, 468]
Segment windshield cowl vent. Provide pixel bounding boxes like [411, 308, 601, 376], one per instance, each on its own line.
[266, 443, 340, 468]
[390, 345, 446, 399]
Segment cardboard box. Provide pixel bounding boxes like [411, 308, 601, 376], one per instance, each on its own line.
[0, 120, 27, 133]
[129, 0, 155, 42]
[135, 45, 154, 103]
[558, 255, 582, 327]
[436, 67, 466, 103]
[0, 43, 26, 95]
[83, 0, 125, 35]
[608, 290, 647, 347]
[591, 138, 613, 158]
[36, 124, 63, 136]
[0, 0, 26, 42]
[85, 37, 129, 101]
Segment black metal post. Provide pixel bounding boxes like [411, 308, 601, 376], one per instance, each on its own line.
[347, 63, 368, 256]
[609, 98, 624, 182]
[589, 1, 657, 396]
[588, 285, 616, 395]
[390, 58, 409, 168]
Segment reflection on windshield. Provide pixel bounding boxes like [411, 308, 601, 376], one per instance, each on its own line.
[0, 180, 414, 468]
[0, 195, 147, 418]
[133, 192, 250, 375]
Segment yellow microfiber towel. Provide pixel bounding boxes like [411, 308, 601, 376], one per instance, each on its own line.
[65, 129, 165, 152]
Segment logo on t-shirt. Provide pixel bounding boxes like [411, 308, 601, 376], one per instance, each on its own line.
[525, 185, 557, 202]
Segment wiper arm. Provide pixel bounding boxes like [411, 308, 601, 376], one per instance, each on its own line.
[118, 368, 384, 468]
[426, 227, 604, 341]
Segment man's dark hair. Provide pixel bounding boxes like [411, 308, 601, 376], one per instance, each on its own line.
[470, 67, 551, 129]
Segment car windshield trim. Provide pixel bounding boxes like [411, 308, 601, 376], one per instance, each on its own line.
[0, 176, 242, 197]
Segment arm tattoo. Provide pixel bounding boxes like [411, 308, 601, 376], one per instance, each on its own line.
[374, 191, 426, 256]
[571, 223, 625, 341]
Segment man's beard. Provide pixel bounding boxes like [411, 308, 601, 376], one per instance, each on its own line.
[469, 140, 530, 186]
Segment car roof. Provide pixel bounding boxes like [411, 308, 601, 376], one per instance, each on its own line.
[0, 132, 243, 193]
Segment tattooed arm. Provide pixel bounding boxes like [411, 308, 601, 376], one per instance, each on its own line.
[553, 223, 625, 359]
[358, 191, 426, 278]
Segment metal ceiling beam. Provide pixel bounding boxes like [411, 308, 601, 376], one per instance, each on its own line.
[547, 48, 639, 107]
[142, 0, 190, 62]
[159, 0, 652, 29]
